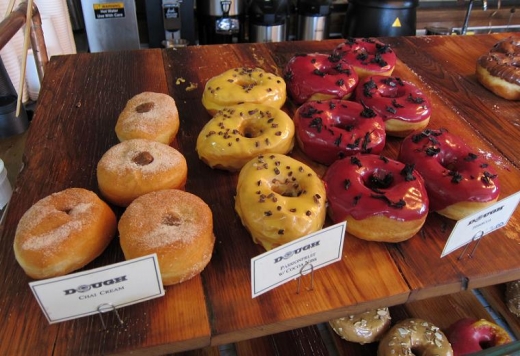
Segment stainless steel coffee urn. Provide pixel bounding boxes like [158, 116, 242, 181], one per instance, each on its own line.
[197, 0, 245, 44]
[297, 0, 332, 41]
[248, 0, 289, 42]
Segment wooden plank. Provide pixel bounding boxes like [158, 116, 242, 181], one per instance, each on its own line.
[0, 50, 211, 355]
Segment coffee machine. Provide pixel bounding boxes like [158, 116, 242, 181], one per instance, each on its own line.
[197, 0, 246, 44]
[297, 0, 332, 41]
[145, 0, 197, 48]
[248, 0, 289, 43]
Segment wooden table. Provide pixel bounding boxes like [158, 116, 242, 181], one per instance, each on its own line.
[1, 33, 519, 355]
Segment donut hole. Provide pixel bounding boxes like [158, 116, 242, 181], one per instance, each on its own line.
[365, 169, 394, 191]
[162, 213, 182, 226]
[235, 79, 257, 91]
[132, 151, 154, 166]
[135, 102, 155, 113]
[239, 121, 264, 138]
[270, 179, 303, 197]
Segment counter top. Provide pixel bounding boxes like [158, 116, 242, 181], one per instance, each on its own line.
[1, 33, 519, 355]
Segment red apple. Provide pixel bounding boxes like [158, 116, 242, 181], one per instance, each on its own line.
[445, 318, 512, 355]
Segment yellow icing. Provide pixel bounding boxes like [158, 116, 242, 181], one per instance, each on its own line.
[196, 103, 295, 171]
[202, 67, 286, 115]
[235, 153, 327, 250]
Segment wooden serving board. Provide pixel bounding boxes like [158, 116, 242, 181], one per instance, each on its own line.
[0, 34, 519, 355]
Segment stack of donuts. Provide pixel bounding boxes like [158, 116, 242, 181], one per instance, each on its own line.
[14, 91, 216, 286]
[194, 36, 502, 249]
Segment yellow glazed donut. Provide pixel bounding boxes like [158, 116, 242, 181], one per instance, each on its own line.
[115, 92, 180, 145]
[196, 103, 295, 172]
[202, 67, 286, 115]
[329, 308, 391, 344]
[235, 153, 326, 250]
[378, 318, 453, 356]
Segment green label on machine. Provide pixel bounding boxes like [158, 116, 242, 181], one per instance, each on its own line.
[93, 3, 125, 19]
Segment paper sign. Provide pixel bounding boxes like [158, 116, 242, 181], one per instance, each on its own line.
[441, 191, 520, 258]
[251, 222, 346, 298]
[30, 254, 165, 324]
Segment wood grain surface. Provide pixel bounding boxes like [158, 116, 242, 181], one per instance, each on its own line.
[0, 33, 519, 355]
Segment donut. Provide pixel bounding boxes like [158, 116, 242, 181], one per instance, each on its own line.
[476, 36, 520, 100]
[329, 308, 391, 344]
[13, 188, 117, 279]
[445, 318, 512, 355]
[118, 189, 215, 286]
[332, 38, 397, 79]
[355, 75, 432, 137]
[506, 280, 520, 317]
[378, 318, 453, 356]
[398, 128, 500, 220]
[323, 154, 429, 243]
[235, 153, 327, 250]
[97, 138, 187, 207]
[283, 53, 359, 105]
[115, 92, 180, 144]
[196, 103, 295, 171]
[202, 67, 286, 115]
[293, 99, 386, 165]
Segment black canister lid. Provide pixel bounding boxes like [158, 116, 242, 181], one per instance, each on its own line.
[349, 0, 418, 9]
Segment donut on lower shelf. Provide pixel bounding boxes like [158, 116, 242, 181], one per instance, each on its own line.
[398, 128, 500, 220]
[13, 188, 117, 279]
[196, 103, 295, 171]
[332, 37, 397, 79]
[293, 99, 386, 166]
[378, 318, 453, 356]
[329, 308, 391, 344]
[476, 36, 520, 101]
[355, 75, 432, 137]
[235, 154, 326, 250]
[202, 67, 286, 115]
[283, 53, 359, 105]
[445, 318, 512, 355]
[115, 92, 180, 145]
[97, 138, 188, 207]
[323, 154, 429, 243]
[119, 189, 215, 286]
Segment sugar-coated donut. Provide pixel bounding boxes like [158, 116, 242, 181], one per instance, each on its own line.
[378, 318, 453, 356]
[13, 188, 117, 279]
[476, 36, 520, 100]
[398, 128, 500, 220]
[506, 280, 520, 317]
[115, 92, 180, 144]
[329, 308, 391, 344]
[332, 38, 397, 80]
[293, 99, 386, 165]
[97, 138, 187, 207]
[235, 154, 326, 250]
[196, 103, 295, 172]
[446, 318, 512, 355]
[119, 189, 215, 286]
[283, 53, 359, 105]
[355, 75, 432, 137]
[202, 67, 286, 115]
[323, 154, 429, 243]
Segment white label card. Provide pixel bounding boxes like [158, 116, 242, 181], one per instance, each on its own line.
[251, 222, 346, 298]
[29, 254, 165, 324]
[441, 191, 520, 258]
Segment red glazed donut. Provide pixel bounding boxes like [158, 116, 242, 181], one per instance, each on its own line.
[446, 318, 512, 355]
[332, 38, 397, 79]
[293, 99, 386, 165]
[323, 154, 429, 243]
[283, 53, 359, 105]
[398, 128, 500, 220]
[355, 75, 432, 137]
